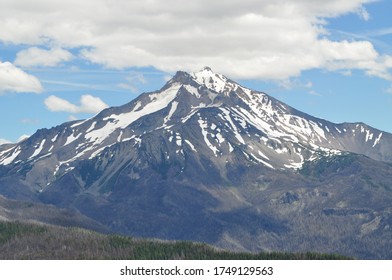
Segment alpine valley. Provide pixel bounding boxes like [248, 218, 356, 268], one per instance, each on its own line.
[1, 67, 392, 259]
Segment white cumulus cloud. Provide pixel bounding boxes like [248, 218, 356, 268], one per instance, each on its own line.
[14, 47, 73, 67]
[44, 94, 108, 114]
[0, 138, 11, 145]
[0, 0, 390, 80]
[0, 61, 43, 93]
[17, 134, 30, 142]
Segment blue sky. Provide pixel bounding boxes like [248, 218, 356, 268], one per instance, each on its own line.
[1, 0, 392, 144]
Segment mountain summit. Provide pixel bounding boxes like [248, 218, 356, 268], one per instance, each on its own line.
[1, 67, 392, 258]
[1, 67, 390, 173]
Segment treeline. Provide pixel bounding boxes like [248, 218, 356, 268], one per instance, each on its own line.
[0, 221, 349, 260]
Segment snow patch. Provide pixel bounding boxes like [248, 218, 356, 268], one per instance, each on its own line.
[133, 101, 142, 111]
[250, 152, 274, 169]
[198, 118, 219, 156]
[228, 142, 234, 153]
[275, 147, 289, 154]
[64, 132, 82, 146]
[29, 139, 46, 159]
[373, 133, 383, 147]
[219, 108, 245, 144]
[70, 120, 87, 128]
[185, 139, 197, 152]
[284, 161, 303, 169]
[117, 131, 123, 142]
[51, 134, 58, 142]
[0, 146, 15, 157]
[89, 146, 110, 159]
[90, 83, 181, 144]
[175, 133, 182, 146]
[257, 150, 270, 160]
[86, 122, 97, 133]
[365, 130, 373, 142]
[184, 85, 200, 97]
[192, 67, 227, 93]
[168, 131, 174, 143]
[164, 101, 179, 124]
[180, 103, 208, 123]
[216, 133, 225, 144]
[0, 147, 21, 165]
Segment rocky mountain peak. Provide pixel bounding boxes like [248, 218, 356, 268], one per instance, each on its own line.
[168, 66, 231, 93]
[1, 68, 392, 259]
[1, 67, 392, 173]
[190, 66, 231, 93]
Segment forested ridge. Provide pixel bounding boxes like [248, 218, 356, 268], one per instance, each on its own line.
[0, 221, 349, 260]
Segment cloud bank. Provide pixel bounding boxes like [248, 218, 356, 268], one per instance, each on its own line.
[0, 138, 11, 145]
[1, 0, 390, 80]
[44, 94, 108, 114]
[15, 47, 73, 68]
[0, 61, 43, 93]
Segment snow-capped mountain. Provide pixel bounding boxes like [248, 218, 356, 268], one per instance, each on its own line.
[1, 67, 391, 181]
[1, 67, 392, 259]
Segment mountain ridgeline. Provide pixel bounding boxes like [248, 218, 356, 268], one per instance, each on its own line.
[1, 67, 392, 259]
